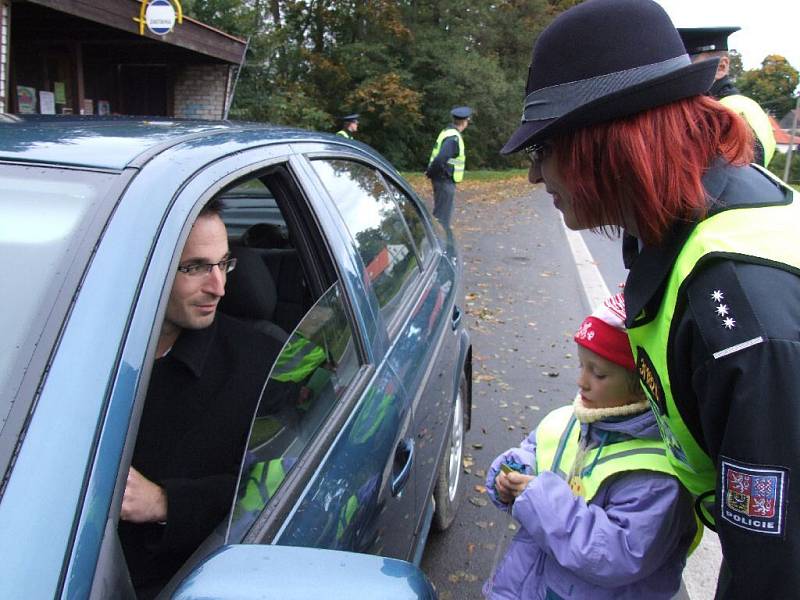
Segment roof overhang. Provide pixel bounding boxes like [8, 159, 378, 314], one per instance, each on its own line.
[20, 0, 246, 64]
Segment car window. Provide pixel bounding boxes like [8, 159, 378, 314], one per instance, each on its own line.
[218, 174, 313, 335]
[217, 179, 285, 241]
[382, 177, 433, 267]
[0, 164, 117, 429]
[227, 281, 360, 540]
[118, 167, 328, 595]
[310, 159, 421, 325]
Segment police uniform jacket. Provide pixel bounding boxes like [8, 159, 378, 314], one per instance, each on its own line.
[709, 75, 738, 101]
[622, 161, 800, 598]
[426, 130, 461, 181]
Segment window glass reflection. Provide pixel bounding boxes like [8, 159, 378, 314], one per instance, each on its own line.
[228, 282, 359, 539]
[310, 160, 420, 324]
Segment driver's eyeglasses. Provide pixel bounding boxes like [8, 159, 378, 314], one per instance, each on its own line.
[524, 143, 550, 165]
[177, 257, 237, 277]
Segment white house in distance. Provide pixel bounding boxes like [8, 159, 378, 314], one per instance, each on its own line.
[770, 114, 800, 154]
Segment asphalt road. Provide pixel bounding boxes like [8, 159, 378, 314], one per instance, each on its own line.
[419, 184, 719, 599]
[420, 185, 590, 599]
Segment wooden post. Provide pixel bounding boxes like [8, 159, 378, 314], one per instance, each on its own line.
[73, 41, 85, 114]
[784, 96, 799, 184]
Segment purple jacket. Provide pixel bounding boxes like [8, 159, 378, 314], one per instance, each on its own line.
[484, 408, 696, 600]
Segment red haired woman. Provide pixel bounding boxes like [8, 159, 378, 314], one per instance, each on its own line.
[502, 0, 800, 598]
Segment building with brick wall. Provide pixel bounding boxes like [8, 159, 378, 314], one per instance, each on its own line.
[4, 0, 246, 119]
[1, 1, 9, 112]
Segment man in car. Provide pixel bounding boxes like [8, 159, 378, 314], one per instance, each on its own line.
[117, 199, 283, 597]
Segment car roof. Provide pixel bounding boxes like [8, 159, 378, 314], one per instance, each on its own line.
[0, 115, 369, 171]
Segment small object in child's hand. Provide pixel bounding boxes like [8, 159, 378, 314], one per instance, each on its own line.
[500, 460, 525, 474]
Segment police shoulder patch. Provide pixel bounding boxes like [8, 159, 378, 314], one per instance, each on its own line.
[686, 261, 765, 360]
[720, 456, 788, 537]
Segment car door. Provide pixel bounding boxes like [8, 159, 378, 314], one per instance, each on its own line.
[306, 157, 468, 551]
[377, 175, 467, 542]
[139, 147, 421, 594]
[78, 143, 302, 598]
[237, 151, 421, 561]
[119, 145, 420, 574]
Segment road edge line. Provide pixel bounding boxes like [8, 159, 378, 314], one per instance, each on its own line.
[560, 218, 610, 310]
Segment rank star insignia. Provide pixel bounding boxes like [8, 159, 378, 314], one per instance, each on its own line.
[711, 290, 724, 302]
[723, 317, 736, 329]
[716, 304, 729, 316]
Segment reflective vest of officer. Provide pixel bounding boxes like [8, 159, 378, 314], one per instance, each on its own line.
[428, 127, 466, 183]
[720, 94, 777, 167]
[349, 384, 395, 444]
[336, 130, 352, 139]
[270, 335, 327, 384]
[534, 404, 676, 500]
[627, 179, 800, 519]
[239, 458, 290, 513]
[336, 493, 359, 541]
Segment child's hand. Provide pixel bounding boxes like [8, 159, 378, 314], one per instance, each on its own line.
[495, 471, 535, 504]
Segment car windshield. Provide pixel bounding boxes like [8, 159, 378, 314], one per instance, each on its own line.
[0, 163, 117, 431]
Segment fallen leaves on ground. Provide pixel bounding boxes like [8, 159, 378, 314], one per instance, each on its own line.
[447, 571, 480, 584]
[404, 173, 533, 208]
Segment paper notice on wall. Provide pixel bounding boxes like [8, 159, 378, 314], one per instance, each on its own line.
[97, 100, 110, 116]
[17, 86, 37, 113]
[54, 82, 66, 104]
[82, 98, 94, 115]
[39, 91, 56, 114]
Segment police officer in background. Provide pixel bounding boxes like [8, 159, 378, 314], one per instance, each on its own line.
[678, 26, 776, 166]
[336, 113, 359, 139]
[426, 106, 472, 227]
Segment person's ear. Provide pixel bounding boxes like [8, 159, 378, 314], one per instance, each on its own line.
[716, 55, 730, 79]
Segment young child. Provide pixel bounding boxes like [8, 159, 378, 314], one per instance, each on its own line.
[484, 294, 697, 600]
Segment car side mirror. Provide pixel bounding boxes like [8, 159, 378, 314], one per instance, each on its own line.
[171, 544, 438, 600]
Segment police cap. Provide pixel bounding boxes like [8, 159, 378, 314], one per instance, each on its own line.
[677, 26, 740, 56]
[451, 106, 473, 119]
[341, 113, 360, 122]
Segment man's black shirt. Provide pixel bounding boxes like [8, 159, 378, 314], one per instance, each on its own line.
[119, 313, 282, 593]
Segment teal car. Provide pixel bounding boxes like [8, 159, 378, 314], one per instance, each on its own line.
[0, 117, 471, 598]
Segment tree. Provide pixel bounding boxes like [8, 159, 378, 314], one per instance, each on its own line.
[768, 150, 800, 184]
[737, 55, 799, 117]
[186, 0, 561, 170]
[728, 49, 743, 81]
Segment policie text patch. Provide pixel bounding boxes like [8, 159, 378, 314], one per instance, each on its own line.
[636, 346, 667, 416]
[720, 456, 788, 537]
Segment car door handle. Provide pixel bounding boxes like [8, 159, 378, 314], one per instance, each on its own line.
[451, 304, 462, 331]
[391, 437, 415, 497]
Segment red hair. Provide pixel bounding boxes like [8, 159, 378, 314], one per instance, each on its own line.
[553, 96, 753, 246]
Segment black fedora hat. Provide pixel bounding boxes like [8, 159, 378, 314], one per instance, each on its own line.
[501, 0, 719, 154]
